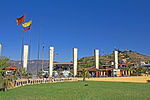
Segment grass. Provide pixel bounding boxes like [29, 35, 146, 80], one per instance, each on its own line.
[0, 81, 150, 100]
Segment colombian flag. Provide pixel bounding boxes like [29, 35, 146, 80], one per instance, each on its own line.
[22, 20, 32, 27]
[22, 20, 32, 31]
[23, 25, 31, 31]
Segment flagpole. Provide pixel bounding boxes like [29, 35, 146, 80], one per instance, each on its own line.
[29, 28, 31, 61]
[37, 24, 41, 77]
[21, 30, 24, 78]
[37, 24, 41, 60]
[42, 43, 44, 79]
[27, 26, 31, 73]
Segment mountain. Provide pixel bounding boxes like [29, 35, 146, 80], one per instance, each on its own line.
[78, 50, 150, 68]
[8, 60, 50, 73]
[8, 50, 150, 72]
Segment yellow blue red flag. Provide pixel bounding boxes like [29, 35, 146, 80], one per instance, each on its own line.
[22, 20, 32, 28]
[23, 25, 31, 31]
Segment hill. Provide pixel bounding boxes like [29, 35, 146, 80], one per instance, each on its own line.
[78, 50, 150, 68]
[8, 60, 50, 73]
[8, 50, 150, 71]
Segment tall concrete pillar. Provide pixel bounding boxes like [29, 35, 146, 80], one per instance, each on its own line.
[49, 47, 54, 77]
[114, 51, 118, 69]
[23, 45, 28, 71]
[94, 49, 99, 69]
[73, 48, 78, 77]
[0, 43, 1, 56]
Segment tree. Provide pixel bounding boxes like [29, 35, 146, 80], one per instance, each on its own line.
[137, 66, 149, 75]
[0, 57, 10, 91]
[60, 73, 64, 78]
[0, 57, 10, 78]
[45, 72, 48, 78]
[80, 68, 90, 81]
[130, 67, 137, 73]
[68, 73, 72, 77]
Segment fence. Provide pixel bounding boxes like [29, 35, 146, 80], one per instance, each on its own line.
[0, 77, 74, 91]
[1, 76, 149, 91]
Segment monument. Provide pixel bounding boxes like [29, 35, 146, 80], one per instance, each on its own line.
[94, 49, 99, 69]
[49, 47, 54, 77]
[114, 50, 118, 69]
[23, 45, 28, 71]
[73, 48, 78, 77]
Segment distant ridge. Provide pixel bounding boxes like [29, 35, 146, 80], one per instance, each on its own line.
[78, 50, 150, 68]
[8, 50, 150, 71]
[8, 60, 50, 73]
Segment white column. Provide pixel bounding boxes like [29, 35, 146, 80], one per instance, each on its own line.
[23, 45, 28, 71]
[114, 51, 118, 69]
[94, 49, 99, 69]
[49, 47, 54, 78]
[73, 48, 78, 77]
[0, 43, 1, 56]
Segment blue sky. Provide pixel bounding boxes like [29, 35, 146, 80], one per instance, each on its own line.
[0, 0, 150, 62]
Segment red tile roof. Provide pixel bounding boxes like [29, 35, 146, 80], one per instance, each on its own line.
[78, 66, 100, 72]
[5, 66, 20, 70]
[53, 62, 73, 65]
[78, 66, 113, 72]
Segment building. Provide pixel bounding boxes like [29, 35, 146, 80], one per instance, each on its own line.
[5, 66, 20, 75]
[77, 62, 138, 77]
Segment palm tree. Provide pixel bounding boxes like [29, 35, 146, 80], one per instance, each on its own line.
[80, 68, 90, 81]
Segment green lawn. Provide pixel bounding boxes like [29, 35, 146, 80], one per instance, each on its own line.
[0, 81, 150, 100]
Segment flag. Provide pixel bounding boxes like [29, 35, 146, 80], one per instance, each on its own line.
[16, 14, 25, 25]
[22, 20, 32, 28]
[22, 20, 32, 31]
[23, 25, 31, 31]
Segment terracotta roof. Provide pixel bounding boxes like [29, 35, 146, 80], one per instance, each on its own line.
[120, 63, 138, 65]
[86, 66, 101, 71]
[78, 66, 118, 72]
[101, 63, 138, 66]
[53, 62, 85, 65]
[78, 66, 113, 72]
[78, 68, 83, 71]
[101, 65, 112, 67]
[78, 66, 100, 72]
[53, 63, 73, 65]
[5, 66, 20, 70]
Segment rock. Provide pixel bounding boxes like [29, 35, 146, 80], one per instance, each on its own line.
[85, 84, 88, 86]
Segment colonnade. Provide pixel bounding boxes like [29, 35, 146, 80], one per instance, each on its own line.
[22, 45, 119, 77]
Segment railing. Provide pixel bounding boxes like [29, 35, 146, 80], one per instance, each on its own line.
[11, 77, 73, 89]
[53, 77, 73, 82]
